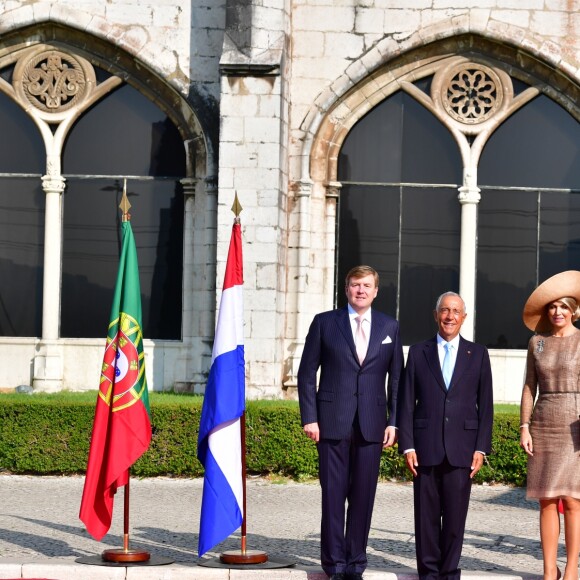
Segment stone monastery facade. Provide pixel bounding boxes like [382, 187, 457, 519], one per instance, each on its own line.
[0, 1, 578, 403]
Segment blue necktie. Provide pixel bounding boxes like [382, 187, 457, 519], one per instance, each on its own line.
[442, 343, 453, 388]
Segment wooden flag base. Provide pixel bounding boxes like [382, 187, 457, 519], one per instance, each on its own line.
[220, 549, 268, 565]
[102, 548, 151, 563]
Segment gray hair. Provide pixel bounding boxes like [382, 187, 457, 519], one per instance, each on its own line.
[435, 291, 466, 314]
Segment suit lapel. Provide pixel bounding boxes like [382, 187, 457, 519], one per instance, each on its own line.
[424, 337, 447, 392]
[364, 312, 385, 363]
[448, 337, 471, 389]
[336, 307, 358, 363]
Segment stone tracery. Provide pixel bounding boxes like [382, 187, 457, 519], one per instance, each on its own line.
[441, 63, 502, 124]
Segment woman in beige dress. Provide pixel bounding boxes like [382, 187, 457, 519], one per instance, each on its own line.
[521, 270, 580, 580]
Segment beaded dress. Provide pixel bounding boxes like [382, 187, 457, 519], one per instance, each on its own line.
[520, 331, 580, 499]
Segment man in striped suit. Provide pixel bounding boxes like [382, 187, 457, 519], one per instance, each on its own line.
[298, 265, 403, 580]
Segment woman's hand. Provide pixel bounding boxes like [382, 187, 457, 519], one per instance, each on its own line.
[520, 425, 533, 456]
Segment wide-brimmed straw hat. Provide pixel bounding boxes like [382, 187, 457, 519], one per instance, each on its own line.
[522, 270, 580, 332]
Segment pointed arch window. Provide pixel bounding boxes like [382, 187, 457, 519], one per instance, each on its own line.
[0, 48, 186, 339]
[336, 59, 580, 348]
[337, 89, 462, 345]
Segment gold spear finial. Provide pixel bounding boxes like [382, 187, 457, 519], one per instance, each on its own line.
[120, 179, 131, 221]
[231, 191, 242, 224]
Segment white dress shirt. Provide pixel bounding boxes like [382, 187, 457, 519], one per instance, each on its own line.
[347, 304, 371, 343]
[437, 333, 460, 375]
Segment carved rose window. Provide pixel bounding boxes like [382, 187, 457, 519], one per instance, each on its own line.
[441, 63, 503, 125]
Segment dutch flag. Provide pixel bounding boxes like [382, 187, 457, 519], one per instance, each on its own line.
[197, 221, 245, 557]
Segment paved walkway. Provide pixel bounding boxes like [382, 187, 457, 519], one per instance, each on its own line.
[0, 475, 571, 579]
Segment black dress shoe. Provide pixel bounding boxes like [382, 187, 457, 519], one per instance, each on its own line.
[329, 574, 346, 580]
[346, 574, 364, 580]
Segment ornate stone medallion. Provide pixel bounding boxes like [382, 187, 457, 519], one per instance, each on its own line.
[441, 62, 503, 125]
[14, 49, 94, 115]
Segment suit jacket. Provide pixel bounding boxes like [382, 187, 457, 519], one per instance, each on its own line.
[397, 335, 493, 467]
[297, 306, 403, 442]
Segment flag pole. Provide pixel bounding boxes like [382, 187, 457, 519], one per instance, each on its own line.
[101, 180, 150, 564]
[102, 475, 150, 562]
[219, 195, 268, 566]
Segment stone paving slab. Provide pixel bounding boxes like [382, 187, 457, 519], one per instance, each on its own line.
[0, 474, 570, 579]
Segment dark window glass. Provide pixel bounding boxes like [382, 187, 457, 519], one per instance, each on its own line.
[478, 188, 580, 348]
[0, 92, 44, 173]
[61, 178, 184, 340]
[0, 178, 44, 336]
[61, 81, 185, 339]
[400, 187, 460, 344]
[479, 94, 580, 189]
[477, 189, 538, 348]
[336, 184, 461, 344]
[477, 93, 580, 347]
[337, 91, 462, 342]
[336, 185, 400, 317]
[63, 84, 186, 178]
[539, 192, 580, 279]
[338, 91, 461, 184]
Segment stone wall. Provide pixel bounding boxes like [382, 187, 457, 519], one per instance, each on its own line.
[0, 1, 577, 401]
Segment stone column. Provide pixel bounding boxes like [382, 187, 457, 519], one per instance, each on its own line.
[172, 177, 197, 392]
[325, 181, 341, 303]
[458, 168, 481, 342]
[33, 171, 66, 392]
[283, 178, 313, 392]
[180, 176, 197, 340]
[173, 175, 217, 393]
[193, 176, 218, 391]
[203, 176, 218, 339]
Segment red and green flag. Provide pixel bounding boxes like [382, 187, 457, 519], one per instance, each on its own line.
[79, 219, 151, 541]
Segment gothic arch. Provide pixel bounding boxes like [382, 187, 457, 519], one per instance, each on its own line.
[0, 20, 210, 179]
[304, 33, 580, 186]
[285, 30, 580, 388]
[0, 20, 218, 392]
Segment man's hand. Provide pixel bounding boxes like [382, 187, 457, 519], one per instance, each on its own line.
[303, 422, 320, 443]
[404, 451, 418, 477]
[383, 426, 397, 448]
[470, 451, 485, 479]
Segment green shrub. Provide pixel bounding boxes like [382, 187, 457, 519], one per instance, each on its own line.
[476, 413, 527, 486]
[0, 394, 525, 485]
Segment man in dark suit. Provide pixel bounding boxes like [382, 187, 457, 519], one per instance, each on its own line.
[298, 265, 403, 580]
[397, 292, 493, 580]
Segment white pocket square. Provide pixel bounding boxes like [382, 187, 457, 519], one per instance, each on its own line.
[382, 336, 392, 344]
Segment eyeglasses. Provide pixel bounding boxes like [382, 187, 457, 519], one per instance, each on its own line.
[438, 307, 463, 317]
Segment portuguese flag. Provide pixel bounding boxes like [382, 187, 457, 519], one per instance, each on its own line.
[79, 219, 151, 541]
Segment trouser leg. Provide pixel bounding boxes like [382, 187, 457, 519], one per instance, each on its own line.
[318, 435, 350, 575]
[439, 459, 471, 580]
[344, 422, 382, 575]
[414, 463, 442, 580]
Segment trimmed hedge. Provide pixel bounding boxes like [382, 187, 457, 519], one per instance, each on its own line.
[0, 395, 526, 485]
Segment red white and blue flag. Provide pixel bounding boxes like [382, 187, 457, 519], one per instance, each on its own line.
[197, 220, 245, 557]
